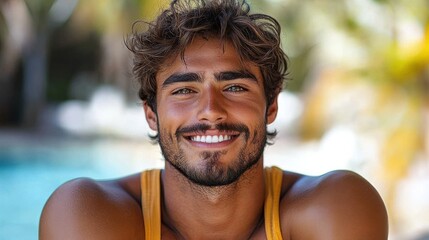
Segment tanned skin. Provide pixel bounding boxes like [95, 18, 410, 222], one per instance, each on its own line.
[39, 38, 388, 240]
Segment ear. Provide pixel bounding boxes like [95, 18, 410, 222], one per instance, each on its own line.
[266, 94, 279, 125]
[143, 102, 158, 131]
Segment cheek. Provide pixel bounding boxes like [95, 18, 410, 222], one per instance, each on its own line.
[227, 98, 267, 120]
[162, 101, 196, 119]
[156, 101, 194, 130]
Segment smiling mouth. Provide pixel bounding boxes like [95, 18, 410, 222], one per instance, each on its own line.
[191, 135, 233, 143]
[183, 133, 239, 144]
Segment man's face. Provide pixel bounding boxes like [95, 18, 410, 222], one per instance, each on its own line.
[144, 37, 278, 186]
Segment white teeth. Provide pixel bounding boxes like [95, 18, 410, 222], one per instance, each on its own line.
[191, 135, 232, 143]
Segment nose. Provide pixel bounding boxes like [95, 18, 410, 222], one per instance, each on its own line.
[197, 86, 227, 123]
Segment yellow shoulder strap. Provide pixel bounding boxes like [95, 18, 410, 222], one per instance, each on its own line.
[141, 169, 162, 240]
[264, 166, 284, 240]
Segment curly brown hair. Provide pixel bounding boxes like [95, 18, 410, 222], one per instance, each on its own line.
[126, 0, 288, 112]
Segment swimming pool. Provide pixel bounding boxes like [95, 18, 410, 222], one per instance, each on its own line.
[0, 135, 163, 240]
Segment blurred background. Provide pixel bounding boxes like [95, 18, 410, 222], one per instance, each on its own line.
[0, 0, 428, 239]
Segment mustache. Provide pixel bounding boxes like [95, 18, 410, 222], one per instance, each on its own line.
[176, 123, 249, 139]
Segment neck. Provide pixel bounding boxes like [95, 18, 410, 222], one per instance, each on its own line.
[161, 161, 266, 240]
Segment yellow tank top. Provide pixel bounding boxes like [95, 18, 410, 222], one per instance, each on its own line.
[140, 166, 284, 239]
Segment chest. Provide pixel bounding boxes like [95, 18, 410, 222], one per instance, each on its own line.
[158, 221, 289, 240]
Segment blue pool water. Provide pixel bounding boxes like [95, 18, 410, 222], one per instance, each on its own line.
[0, 139, 149, 240]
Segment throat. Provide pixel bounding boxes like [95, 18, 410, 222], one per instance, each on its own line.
[189, 181, 241, 205]
[160, 165, 266, 240]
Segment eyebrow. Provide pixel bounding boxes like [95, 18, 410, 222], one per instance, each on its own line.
[162, 72, 202, 89]
[215, 70, 257, 82]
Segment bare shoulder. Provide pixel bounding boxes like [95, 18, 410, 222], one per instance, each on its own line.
[280, 170, 388, 240]
[39, 175, 144, 240]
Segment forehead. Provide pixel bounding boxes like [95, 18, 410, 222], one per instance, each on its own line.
[156, 37, 261, 81]
[181, 37, 241, 65]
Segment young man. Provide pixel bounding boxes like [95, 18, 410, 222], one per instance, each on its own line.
[39, 0, 388, 239]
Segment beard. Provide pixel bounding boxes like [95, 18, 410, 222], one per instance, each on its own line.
[158, 122, 267, 187]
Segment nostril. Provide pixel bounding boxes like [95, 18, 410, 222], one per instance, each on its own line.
[198, 108, 227, 122]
